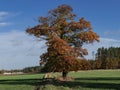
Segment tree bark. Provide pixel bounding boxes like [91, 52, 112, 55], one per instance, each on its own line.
[62, 70, 68, 79]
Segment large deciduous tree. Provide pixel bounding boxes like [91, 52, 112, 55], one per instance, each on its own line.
[26, 4, 99, 78]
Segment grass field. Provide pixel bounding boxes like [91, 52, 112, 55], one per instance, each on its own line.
[0, 69, 120, 90]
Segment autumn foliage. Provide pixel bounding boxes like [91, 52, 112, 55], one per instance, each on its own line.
[26, 4, 99, 75]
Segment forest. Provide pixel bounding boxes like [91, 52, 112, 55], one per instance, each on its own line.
[92, 47, 120, 69]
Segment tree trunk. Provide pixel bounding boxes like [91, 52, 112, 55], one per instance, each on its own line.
[62, 70, 68, 79]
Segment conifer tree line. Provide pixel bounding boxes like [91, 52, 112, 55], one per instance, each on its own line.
[92, 47, 120, 69]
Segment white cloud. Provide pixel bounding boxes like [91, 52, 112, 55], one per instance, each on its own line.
[0, 31, 47, 70]
[0, 11, 12, 27]
[104, 30, 120, 37]
[0, 11, 9, 20]
[0, 30, 120, 70]
[0, 11, 22, 20]
[0, 22, 12, 26]
[0, 11, 21, 27]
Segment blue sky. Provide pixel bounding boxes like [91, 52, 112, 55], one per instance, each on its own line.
[0, 0, 120, 70]
[0, 0, 120, 39]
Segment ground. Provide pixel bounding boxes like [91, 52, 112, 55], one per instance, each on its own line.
[0, 69, 119, 90]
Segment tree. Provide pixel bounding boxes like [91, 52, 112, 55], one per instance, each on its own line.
[26, 4, 99, 78]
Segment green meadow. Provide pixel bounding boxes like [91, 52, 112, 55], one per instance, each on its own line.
[0, 69, 120, 90]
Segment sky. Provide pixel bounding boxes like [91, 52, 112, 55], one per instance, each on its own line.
[0, 0, 120, 70]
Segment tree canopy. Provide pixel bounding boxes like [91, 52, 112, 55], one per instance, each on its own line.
[26, 4, 99, 74]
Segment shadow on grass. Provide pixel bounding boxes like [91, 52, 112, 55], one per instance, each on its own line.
[38, 77, 120, 90]
[63, 78, 120, 90]
[0, 77, 120, 90]
[0, 79, 42, 86]
[75, 77, 120, 81]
